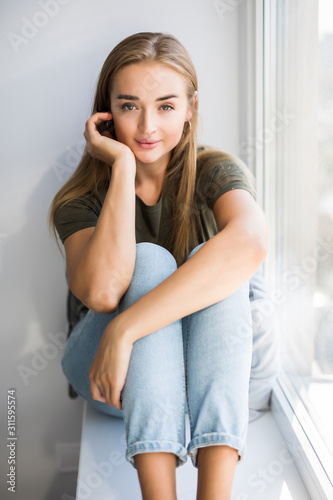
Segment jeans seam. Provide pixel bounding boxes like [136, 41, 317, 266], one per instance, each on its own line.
[185, 316, 194, 436]
[177, 334, 186, 444]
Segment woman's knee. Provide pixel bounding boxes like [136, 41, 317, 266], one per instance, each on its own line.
[120, 243, 177, 309]
[135, 242, 177, 276]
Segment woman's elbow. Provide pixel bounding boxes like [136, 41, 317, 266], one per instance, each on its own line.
[249, 228, 268, 266]
[68, 279, 120, 314]
[253, 239, 268, 265]
[85, 290, 119, 314]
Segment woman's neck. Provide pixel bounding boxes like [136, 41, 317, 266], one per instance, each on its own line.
[135, 176, 165, 206]
[135, 155, 169, 206]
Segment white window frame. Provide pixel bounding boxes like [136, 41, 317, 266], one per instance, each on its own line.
[239, 1, 333, 497]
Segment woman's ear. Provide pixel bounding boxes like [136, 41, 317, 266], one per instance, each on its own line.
[187, 91, 198, 120]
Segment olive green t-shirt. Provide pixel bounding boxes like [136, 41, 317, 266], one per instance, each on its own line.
[54, 160, 255, 251]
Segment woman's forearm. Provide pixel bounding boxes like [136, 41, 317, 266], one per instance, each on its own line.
[114, 220, 267, 345]
[69, 155, 137, 312]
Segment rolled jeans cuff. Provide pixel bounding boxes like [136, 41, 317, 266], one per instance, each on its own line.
[187, 432, 247, 468]
[126, 440, 188, 469]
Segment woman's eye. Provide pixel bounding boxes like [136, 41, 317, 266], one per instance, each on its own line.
[160, 104, 174, 111]
[120, 103, 174, 111]
[121, 103, 136, 111]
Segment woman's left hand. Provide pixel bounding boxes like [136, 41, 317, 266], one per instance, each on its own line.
[89, 319, 133, 411]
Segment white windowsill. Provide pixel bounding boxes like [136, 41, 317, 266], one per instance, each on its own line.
[271, 376, 333, 500]
[75, 399, 311, 500]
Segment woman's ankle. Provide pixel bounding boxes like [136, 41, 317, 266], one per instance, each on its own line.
[196, 445, 238, 500]
[134, 452, 177, 500]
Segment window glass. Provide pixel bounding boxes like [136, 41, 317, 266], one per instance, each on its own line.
[264, 0, 333, 458]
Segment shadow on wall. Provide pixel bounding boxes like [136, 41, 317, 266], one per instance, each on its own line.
[46, 471, 78, 500]
[1, 148, 86, 499]
[2, 164, 73, 380]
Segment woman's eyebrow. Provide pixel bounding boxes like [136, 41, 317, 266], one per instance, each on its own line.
[116, 94, 179, 101]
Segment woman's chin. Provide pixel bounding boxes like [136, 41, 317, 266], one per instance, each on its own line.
[134, 149, 171, 166]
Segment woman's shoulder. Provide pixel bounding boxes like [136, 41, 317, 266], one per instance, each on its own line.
[195, 145, 256, 208]
[53, 190, 107, 245]
[196, 145, 252, 176]
[55, 189, 106, 217]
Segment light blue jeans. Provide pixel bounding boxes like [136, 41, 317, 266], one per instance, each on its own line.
[62, 242, 276, 470]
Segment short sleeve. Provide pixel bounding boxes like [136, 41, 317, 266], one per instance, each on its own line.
[195, 156, 256, 210]
[54, 197, 102, 245]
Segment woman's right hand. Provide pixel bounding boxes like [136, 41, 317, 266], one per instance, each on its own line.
[84, 112, 135, 166]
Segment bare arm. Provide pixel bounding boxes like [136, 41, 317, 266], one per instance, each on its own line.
[64, 112, 137, 313]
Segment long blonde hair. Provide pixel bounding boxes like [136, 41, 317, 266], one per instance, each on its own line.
[48, 32, 255, 265]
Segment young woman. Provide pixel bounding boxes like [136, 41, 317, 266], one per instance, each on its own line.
[49, 32, 272, 500]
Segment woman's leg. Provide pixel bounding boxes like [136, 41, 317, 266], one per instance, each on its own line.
[119, 244, 186, 499]
[61, 243, 187, 499]
[183, 243, 253, 499]
[61, 305, 122, 417]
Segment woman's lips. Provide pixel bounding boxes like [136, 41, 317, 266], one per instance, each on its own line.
[135, 140, 160, 149]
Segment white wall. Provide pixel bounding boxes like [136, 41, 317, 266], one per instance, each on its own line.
[0, 1, 241, 498]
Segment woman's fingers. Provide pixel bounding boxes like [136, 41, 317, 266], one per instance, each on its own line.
[90, 378, 122, 410]
[88, 321, 133, 411]
[110, 386, 123, 411]
[83, 112, 116, 163]
[87, 111, 113, 125]
[83, 111, 134, 165]
[90, 380, 106, 403]
[85, 112, 112, 138]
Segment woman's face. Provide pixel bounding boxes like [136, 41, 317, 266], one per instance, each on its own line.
[110, 61, 194, 169]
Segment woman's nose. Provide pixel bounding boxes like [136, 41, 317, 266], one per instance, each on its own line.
[138, 110, 157, 136]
